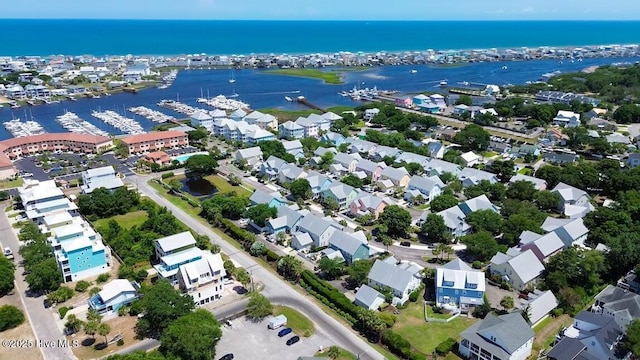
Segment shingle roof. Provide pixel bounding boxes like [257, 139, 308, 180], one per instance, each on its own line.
[356, 158, 384, 173]
[541, 216, 571, 232]
[508, 250, 545, 284]
[329, 231, 368, 257]
[236, 146, 263, 160]
[297, 214, 341, 239]
[368, 258, 420, 293]
[381, 166, 409, 182]
[408, 175, 444, 193]
[156, 231, 196, 253]
[525, 290, 559, 325]
[98, 279, 136, 303]
[355, 284, 384, 309]
[552, 182, 589, 202]
[461, 313, 534, 358]
[509, 174, 547, 190]
[459, 194, 498, 216]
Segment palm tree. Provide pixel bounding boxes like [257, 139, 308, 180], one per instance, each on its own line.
[97, 323, 111, 345]
[382, 236, 393, 250]
[433, 243, 447, 261]
[84, 320, 98, 340]
[443, 244, 454, 260]
[327, 345, 341, 359]
[277, 256, 303, 281]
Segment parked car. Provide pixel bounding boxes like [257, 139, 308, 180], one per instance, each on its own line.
[43, 299, 52, 309]
[286, 335, 300, 346]
[219, 354, 234, 360]
[400, 241, 411, 247]
[278, 327, 293, 337]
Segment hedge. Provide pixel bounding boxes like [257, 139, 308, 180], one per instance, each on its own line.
[266, 250, 280, 262]
[435, 337, 457, 355]
[382, 330, 412, 359]
[379, 312, 397, 327]
[301, 270, 360, 321]
[220, 219, 256, 248]
[161, 172, 175, 179]
[409, 284, 424, 302]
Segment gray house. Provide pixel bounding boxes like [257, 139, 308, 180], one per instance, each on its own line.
[367, 257, 423, 306]
[459, 313, 534, 360]
[327, 231, 370, 264]
[354, 284, 386, 311]
[296, 214, 343, 247]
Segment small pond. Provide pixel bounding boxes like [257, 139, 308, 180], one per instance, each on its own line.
[180, 177, 218, 197]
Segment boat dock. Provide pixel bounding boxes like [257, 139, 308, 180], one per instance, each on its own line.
[296, 97, 326, 112]
[196, 95, 249, 111]
[91, 110, 144, 134]
[158, 100, 206, 116]
[3, 118, 46, 138]
[55, 112, 110, 137]
[128, 106, 175, 123]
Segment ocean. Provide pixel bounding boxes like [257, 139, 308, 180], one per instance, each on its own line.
[1, 20, 640, 56]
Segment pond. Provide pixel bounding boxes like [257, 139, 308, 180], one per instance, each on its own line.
[180, 177, 218, 197]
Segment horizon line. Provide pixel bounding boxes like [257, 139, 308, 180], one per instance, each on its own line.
[1, 18, 640, 22]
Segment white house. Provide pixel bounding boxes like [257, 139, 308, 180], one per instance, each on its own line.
[459, 313, 534, 360]
[460, 151, 482, 167]
[354, 284, 386, 311]
[88, 279, 139, 313]
[404, 175, 444, 203]
[363, 108, 380, 121]
[489, 249, 545, 291]
[176, 252, 227, 307]
[80, 166, 124, 194]
[551, 182, 594, 218]
[552, 110, 581, 127]
[234, 146, 264, 168]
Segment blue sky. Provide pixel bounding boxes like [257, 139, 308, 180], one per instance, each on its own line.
[2, 0, 639, 20]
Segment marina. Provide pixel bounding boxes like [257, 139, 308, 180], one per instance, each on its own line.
[158, 100, 207, 116]
[196, 94, 249, 111]
[128, 106, 175, 123]
[158, 69, 178, 89]
[3, 118, 46, 138]
[91, 110, 145, 135]
[55, 111, 110, 137]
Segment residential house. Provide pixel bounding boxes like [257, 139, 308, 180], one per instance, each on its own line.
[518, 231, 565, 262]
[266, 205, 307, 235]
[176, 252, 226, 306]
[460, 151, 482, 167]
[229, 109, 247, 121]
[544, 152, 579, 165]
[551, 182, 593, 218]
[278, 121, 304, 139]
[430, 94, 446, 107]
[346, 139, 377, 156]
[295, 214, 343, 247]
[190, 111, 213, 130]
[282, 140, 305, 159]
[261, 156, 287, 180]
[459, 313, 534, 360]
[314, 147, 338, 157]
[453, 104, 470, 116]
[290, 232, 313, 251]
[459, 167, 499, 188]
[322, 182, 358, 210]
[459, 194, 500, 216]
[627, 153, 640, 168]
[379, 166, 411, 189]
[587, 117, 617, 131]
[546, 311, 624, 360]
[328, 231, 370, 264]
[307, 113, 331, 132]
[432, 206, 472, 239]
[355, 158, 385, 181]
[521, 290, 559, 326]
[333, 152, 359, 173]
[553, 110, 581, 127]
[509, 174, 547, 191]
[80, 166, 124, 194]
[234, 146, 264, 169]
[142, 151, 173, 166]
[395, 152, 429, 168]
[153, 232, 202, 284]
[320, 132, 346, 147]
[363, 108, 380, 121]
[488, 141, 512, 154]
[368, 257, 424, 306]
[404, 175, 444, 203]
[435, 259, 485, 310]
[249, 189, 287, 209]
[306, 171, 333, 199]
[278, 163, 306, 184]
[489, 249, 545, 291]
[424, 158, 462, 177]
[370, 145, 401, 162]
[427, 141, 445, 159]
[593, 285, 640, 329]
[585, 108, 608, 119]
[354, 285, 386, 311]
[515, 144, 541, 158]
[294, 116, 319, 138]
[544, 128, 570, 146]
[395, 97, 413, 107]
[243, 111, 278, 130]
[606, 133, 631, 145]
[349, 193, 390, 220]
[541, 217, 589, 248]
[88, 279, 139, 314]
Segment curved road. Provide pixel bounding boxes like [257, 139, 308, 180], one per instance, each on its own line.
[131, 176, 387, 360]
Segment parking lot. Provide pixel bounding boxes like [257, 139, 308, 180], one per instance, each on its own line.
[216, 316, 330, 360]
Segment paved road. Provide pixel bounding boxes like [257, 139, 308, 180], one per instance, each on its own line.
[130, 176, 386, 360]
[1, 207, 77, 360]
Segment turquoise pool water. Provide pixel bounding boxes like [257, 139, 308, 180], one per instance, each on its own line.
[173, 152, 209, 164]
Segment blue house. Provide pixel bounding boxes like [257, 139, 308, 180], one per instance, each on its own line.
[320, 132, 346, 147]
[266, 205, 306, 234]
[50, 221, 109, 283]
[249, 189, 287, 209]
[153, 232, 203, 284]
[435, 259, 485, 310]
[328, 231, 370, 264]
[89, 279, 139, 313]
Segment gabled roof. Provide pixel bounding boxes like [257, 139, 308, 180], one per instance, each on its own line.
[505, 249, 545, 284]
[235, 146, 263, 160]
[424, 158, 462, 174]
[279, 121, 303, 131]
[437, 206, 470, 231]
[249, 189, 285, 205]
[322, 112, 343, 121]
[459, 194, 498, 216]
[329, 231, 368, 257]
[437, 259, 486, 292]
[156, 231, 196, 253]
[314, 147, 338, 156]
[519, 230, 543, 245]
[381, 166, 409, 182]
[552, 182, 589, 202]
[461, 313, 534, 358]
[368, 258, 421, 293]
[530, 232, 564, 257]
[524, 290, 559, 325]
[509, 174, 547, 190]
[355, 284, 384, 308]
[333, 152, 358, 167]
[459, 167, 498, 185]
[297, 214, 342, 238]
[352, 192, 389, 210]
[408, 175, 444, 192]
[291, 232, 313, 247]
[356, 158, 384, 173]
[594, 285, 640, 321]
[395, 152, 428, 166]
[282, 139, 303, 151]
[84, 165, 116, 178]
[541, 216, 572, 232]
[191, 110, 212, 121]
[325, 182, 356, 199]
[98, 279, 136, 303]
[554, 218, 588, 242]
[262, 155, 286, 172]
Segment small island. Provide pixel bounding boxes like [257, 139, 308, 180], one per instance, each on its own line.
[264, 67, 368, 85]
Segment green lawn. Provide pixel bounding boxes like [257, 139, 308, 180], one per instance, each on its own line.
[0, 177, 24, 189]
[265, 68, 344, 84]
[316, 346, 357, 360]
[481, 151, 497, 158]
[273, 305, 315, 337]
[204, 174, 252, 198]
[392, 301, 476, 355]
[326, 105, 355, 114]
[93, 210, 149, 230]
[260, 108, 322, 123]
[517, 168, 532, 175]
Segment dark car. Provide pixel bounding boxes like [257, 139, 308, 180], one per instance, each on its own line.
[278, 327, 293, 337]
[219, 354, 234, 360]
[400, 241, 411, 247]
[43, 299, 52, 309]
[286, 335, 300, 346]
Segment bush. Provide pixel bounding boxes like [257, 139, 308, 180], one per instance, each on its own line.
[409, 284, 424, 302]
[89, 287, 101, 296]
[117, 306, 129, 317]
[409, 352, 426, 360]
[135, 270, 148, 282]
[47, 286, 74, 303]
[552, 308, 564, 317]
[266, 250, 280, 262]
[500, 282, 511, 291]
[301, 270, 360, 321]
[161, 172, 174, 179]
[0, 305, 25, 332]
[435, 337, 457, 355]
[118, 265, 135, 280]
[75, 281, 90, 293]
[379, 312, 397, 327]
[58, 306, 70, 319]
[96, 273, 110, 283]
[117, 339, 125, 346]
[382, 330, 412, 359]
[472, 260, 483, 269]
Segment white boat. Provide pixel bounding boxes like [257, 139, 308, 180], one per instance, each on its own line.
[502, 65, 508, 70]
[285, 96, 293, 102]
[228, 69, 236, 84]
[439, 80, 448, 86]
[410, 69, 418, 74]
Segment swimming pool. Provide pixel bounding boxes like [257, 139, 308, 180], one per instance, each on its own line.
[173, 152, 209, 164]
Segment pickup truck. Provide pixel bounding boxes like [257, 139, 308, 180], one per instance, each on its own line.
[4, 247, 14, 261]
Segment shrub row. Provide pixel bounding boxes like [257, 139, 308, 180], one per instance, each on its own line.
[435, 338, 457, 356]
[161, 172, 174, 179]
[300, 281, 356, 324]
[301, 270, 360, 321]
[382, 330, 412, 359]
[220, 219, 256, 248]
[409, 284, 425, 302]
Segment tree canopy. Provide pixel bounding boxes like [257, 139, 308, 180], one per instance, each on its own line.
[0, 254, 15, 296]
[258, 140, 296, 163]
[244, 204, 277, 227]
[78, 187, 140, 218]
[289, 178, 312, 200]
[135, 280, 195, 337]
[420, 213, 450, 243]
[0, 305, 25, 332]
[429, 193, 459, 213]
[453, 124, 490, 151]
[159, 309, 222, 360]
[247, 292, 273, 320]
[318, 257, 344, 280]
[460, 231, 505, 262]
[378, 205, 412, 239]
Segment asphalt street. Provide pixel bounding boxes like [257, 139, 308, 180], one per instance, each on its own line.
[129, 175, 386, 360]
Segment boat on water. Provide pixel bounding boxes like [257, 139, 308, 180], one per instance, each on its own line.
[502, 65, 508, 70]
[410, 69, 418, 74]
[285, 96, 293, 102]
[458, 81, 470, 86]
[439, 80, 448, 86]
[229, 69, 236, 84]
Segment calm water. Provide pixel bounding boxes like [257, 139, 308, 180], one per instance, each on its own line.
[1, 20, 640, 56]
[180, 177, 218, 197]
[1, 56, 638, 141]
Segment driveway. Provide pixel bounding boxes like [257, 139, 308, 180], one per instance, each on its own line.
[484, 282, 521, 310]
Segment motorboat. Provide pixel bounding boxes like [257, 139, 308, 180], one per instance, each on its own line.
[410, 69, 418, 74]
[439, 80, 448, 86]
[285, 96, 293, 102]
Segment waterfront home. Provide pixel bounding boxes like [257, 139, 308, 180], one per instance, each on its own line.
[306, 171, 333, 199]
[153, 231, 202, 284]
[424, 158, 462, 176]
[212, 118, 276, 145]
[354, 285, 386, 311]
[379, 166, 411, 188]
[367, 257, 423, 306]
[460, 151, 482, 167]
[404, 175, 444, 203]
[190, 111, 213, 131]
[278, 163, 306, 184]
[541, 217, 589, 248]
[278, 121, 304, 139]
[121, 131, 188, 155]
[328, 231, 369, 264]
[229, 109, 247, 121]
[546, 311, 623, 360]
[320, 131, 346, 147]
[295, 214, 343, 247]
[5, 84, 26, 99]
[429, 94, 446, 107]
[282, 140, 304, 159]
[552, 110, 581, 127]
[261, 155, 287, 180]
[355, 158, 385, 181]
[332, 152, 359, 173]
[370, 145, 402, 162]
[435, 258, 485, 310]
[80, 165, 124, 194]
[266, 205, 307, 235]
[19, 180, 80, 223]
[593, 284, 640, 328]
[88, 279, 139, 314]
[348, 192, 390, 220]
[177, 252, 226, 307]
[626, 153, 640, 168]
[306, 113, 331, 132]
[321, 111, 343, 123]
[234, 146, 264, 169]
[453, 104, 470, 117]
[322, 182, 358, 210]
[417, 102, 440, 114]
[489, 249, 545, 291]
[412, 94, 430, 106]
[243, 111, 278, 130]
[520, 290, 558, 326]
[551, 182, 593, 218]
[249, 189, 287, 209]
[395, 97, 413, 107]
[509, 174, 547, 191]
[363, 108, 380, 121]
[294, 116, 319, 138]
[427, 141, 445, 159]
[459, 313, 534, 360]
[459, 167, 498, 187]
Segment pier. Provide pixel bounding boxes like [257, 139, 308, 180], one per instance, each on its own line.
[296, 97, 326, 112]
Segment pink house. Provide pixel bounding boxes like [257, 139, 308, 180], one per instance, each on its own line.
[355, 159, 385, 182]
[395, 97, 413, 107]
[519, 232, 564, 263]
[349, 194, 390, 220]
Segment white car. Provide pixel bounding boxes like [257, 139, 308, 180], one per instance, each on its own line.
[22, 172, 33, 177]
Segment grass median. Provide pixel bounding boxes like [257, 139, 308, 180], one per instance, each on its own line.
[273, 305, 315, 337]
